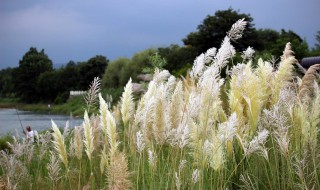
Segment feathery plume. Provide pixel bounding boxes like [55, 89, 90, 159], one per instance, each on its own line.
[245, 129, 269, 160]
[0, 151, 29, 188]
[100, 146, 108, 175]
[152, 84, 169, 145]
[148, 149, 157, 170]
[190, 53, 206, 79]
[227, 18, 247, 41]
[241, 46, 255, 61]
[104, 106, 119, 158]
[215, 36, 236, 69]
[281, 42, 295, 61]
[203, 137, 225, 171]
[271, 47, 297, 105]
[107, 152, 131, 190]
[83, 111, 94, 163]
[204, 47, 217, 63]
[299, 64, 320, 104]
[136, 130, 145, 154]
[121, 78, 135, 125]
[169, 81, 184, 129]
[51, 120, 68, 169]
[178, 160, 187, 172]
[83, 77, 101, 111]
[153, 69, 171, 84]
[47, 151, 62, 185]
[192, 169, 199, 184]
[217, 113, 238, 142]
[73, 126, 83, 160]
[62, 121, 70, 139]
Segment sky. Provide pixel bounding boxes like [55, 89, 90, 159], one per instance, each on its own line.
[0, 0, 319, 69]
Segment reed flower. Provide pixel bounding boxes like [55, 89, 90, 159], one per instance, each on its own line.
[121, 78, 135, 125]
[245, 129, 269, 160]
[214, 36, 236, 69]
[73, 126, 83, 160]
[148, 149, 157, 170]
[192, 169, 199, 184]
[241, 46, 255, 61]
[203, 136, 225, 171]
[47, 151, 62, 185]
[83, 77, 101, 111]
[0, 151, 29, 188]
[136, 130, 145, 154]
[107, 152, 131, 190]
[299, 64, 320, 104]
[271, 44, 297, 105]
[227, 18, 247, 41]
[100, 146, 108, 175]
[169, 81, 183, 129]
[83, 111, 94, 163]
[190, 53, 206, 79]
[153, 68, 171, 84]
[204, 47, 217, 63]
[51, 120, 68, 169]
[152, 84, 169, 145]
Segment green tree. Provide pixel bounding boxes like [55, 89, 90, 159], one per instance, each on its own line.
[103, 58, 130, 89]
[270, 29, 308, 60]
[158, 44, 197, 75]
[0, 68, 15, 98]
[256, 29, 280, 50]
[37, 71, 59, 102]
[79, 55, 109, 89]
[183, 8, 259, 54]
[13, 47, 53, 102]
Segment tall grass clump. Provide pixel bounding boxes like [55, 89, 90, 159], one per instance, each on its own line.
[1, 18, 320, 189]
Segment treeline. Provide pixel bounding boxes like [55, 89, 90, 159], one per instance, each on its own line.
[1, 8, 319, 104]
[0, 48, 108, 103]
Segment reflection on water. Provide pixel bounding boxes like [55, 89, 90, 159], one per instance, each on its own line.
[0, 109, 83, 136]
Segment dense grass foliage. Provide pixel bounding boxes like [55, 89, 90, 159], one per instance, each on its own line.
[1, 19, 320, 190]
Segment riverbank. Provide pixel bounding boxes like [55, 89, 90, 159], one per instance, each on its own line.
[0, 97, 85, 117]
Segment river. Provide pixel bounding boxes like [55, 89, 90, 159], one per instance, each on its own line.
[0, 109, 83, 137]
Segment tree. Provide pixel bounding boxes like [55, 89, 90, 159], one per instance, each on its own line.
[256, 29, 280, 50]
[0, 68, 15, 98]
[13, 47, 53, 102]
[79, 55, 109, 89]
[270, 29, 308, 60]
[103, 58, 130, 88]
[158, 44, 198, 75]
[183, 8, 259, 54]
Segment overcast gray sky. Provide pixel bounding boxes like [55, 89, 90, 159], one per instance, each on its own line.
[1, 0, 319, 69]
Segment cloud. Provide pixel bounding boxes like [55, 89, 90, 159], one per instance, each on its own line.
[0, 4, 102, 45]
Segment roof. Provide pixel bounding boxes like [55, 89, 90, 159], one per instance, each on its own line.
[300, 56, 320, 69]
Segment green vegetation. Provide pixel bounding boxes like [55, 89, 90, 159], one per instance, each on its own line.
[1, 18, 320, 190]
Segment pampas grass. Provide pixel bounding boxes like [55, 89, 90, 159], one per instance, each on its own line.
[107, 152, 131, 190]
[51, 120, 68, 169]
[84, 77, 101, 112]
[83, 111, 94, 164]
[47, 151, 62, 189]
[120, 78, 135, 126]
[2, 18, 320, 190]
[299, 64, 320, 103]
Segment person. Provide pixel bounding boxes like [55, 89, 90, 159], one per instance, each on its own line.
[23, 126, 35, 143]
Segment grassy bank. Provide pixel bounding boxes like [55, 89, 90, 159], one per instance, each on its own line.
[0, 97, 85, 117]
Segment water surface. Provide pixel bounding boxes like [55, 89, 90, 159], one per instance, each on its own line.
[0, 109, 83, 136]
